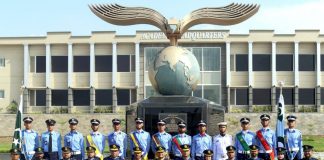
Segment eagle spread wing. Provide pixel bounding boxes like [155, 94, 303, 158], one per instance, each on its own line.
[89, 4, 170, 33]
[179, 3, 260, 36]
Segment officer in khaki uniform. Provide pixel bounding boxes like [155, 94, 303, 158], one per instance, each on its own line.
[174, 145, 191, 160]
[277, 147, 287, 160]
[154, 146, 169, 160]
[225, 146, 236, 160]
[301, 145, 318, 160]
[247, 145, 261, 160]
[61, 147, 76, 160]
[203, 150, 213, 160]
[132, 147, 143, 160]
[85, 146, 100, 160]
[104, 144, 124, 160]
[31, 147, 47, 160]
[10, 148, 21, 160]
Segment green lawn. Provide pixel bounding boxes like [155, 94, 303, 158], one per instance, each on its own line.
[1, 135, 324, 153]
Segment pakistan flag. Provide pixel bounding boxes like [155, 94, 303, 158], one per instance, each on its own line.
[12, 94, 23, 149]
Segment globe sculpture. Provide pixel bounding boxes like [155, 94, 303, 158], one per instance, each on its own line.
[89, 3, 259, 95]
[148, 46, 200, 95]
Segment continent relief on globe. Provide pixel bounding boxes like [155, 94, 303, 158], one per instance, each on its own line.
[148, 46, 201, 96]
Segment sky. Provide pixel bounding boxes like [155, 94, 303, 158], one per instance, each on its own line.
[0, 0, 324, 37]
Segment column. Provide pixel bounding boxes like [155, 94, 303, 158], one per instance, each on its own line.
[45, 44, 51, 88]
[248, 42, 253, 112]
[112, 42, 117, 113]
[227, 87, 231, 113]
[294, 42, 299, 112]
[46, 88, 51, 114]
[271, 42, 277, 112]
[23, 44, 29, 87]
[23, 88, 30, 113]
[90, 43, 95, 87]
[90, 87, 95, 113]
[135, 42, 140, 87]
[68, 87, 73, 113]
[316, 42, 321, 112]
[68, 43, 73, 87]
[226, 42, 231, 86]
[248, 41, 253, 86]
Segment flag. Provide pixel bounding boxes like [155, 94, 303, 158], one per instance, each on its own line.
[11, 93, 23, 150]
[276, 93, 285, 148]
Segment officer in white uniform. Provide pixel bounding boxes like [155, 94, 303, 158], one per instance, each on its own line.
[212, 122, 233, 160]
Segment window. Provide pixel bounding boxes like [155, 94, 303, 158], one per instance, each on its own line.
[276, 55, 293, 71]
[276, 88, 294, 105]
[203, 48, 220, 71]
[117, 55, 135, 72]
[73, 90, 90, 106]
[52, 90, 68, 106]
[36, 56, 46, 73]
[299, 88, 315, 105]
[117, 89, 136, 105]
[0, 90, 4, 98]
[253, 55, 271, 71]
[299, 55, 315, 71]
[321, 88, 324, 104]
[145, 47, 163, 71]
[0, 58, 5, 67]
[96, 55, 112, 72]
[204, 85, 221, 104]
[52, 56, 68, 72]
[236, 55, 248, 71]
[236, 88, 249, 105]
[192, 48, 202, 69]
[74, 56, 90, 72]
[95, 89, 112, 105]
[253, 89, 271, 105]
[321, 55, 324, 71]
[36, 90, 46, 106]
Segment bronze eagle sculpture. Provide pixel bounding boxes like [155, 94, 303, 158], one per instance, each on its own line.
[89, 3, 259, 45]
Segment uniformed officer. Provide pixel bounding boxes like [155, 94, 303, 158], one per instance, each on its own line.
[191, 120, 212, 160]
[151, 120, 172, 158]
[225, 146, 236, 160]
[129, 117, 151, 160]
[107, 118, 127, 159]
[301, 145, 318, 160]
[61, 147, 76, 160]
[10, 148, 21, 160]
[132, 147, 143, 160]
[64, 118, 84, 160]
[86, 119, 105, 159]
[285, 115, 303, 160]
[247, 145, 261, 160]
[85, 146, 100, 160]
[203, 150, 213, 160]
[31, 147, 47, 160]
[212, 122, 232, 160]
[103, 144, 124, 160]
[41, 119, 62, 160]
[234, 117, 256, 160]
[277, 147, 287, 160]
[22, 116, 39, 160]
[174, 145, 191, 160]
[255, 114, 276, 160]
[171, 122, 192, 159]
[155, 146, 168, 160]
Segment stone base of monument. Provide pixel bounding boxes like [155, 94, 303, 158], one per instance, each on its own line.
[126, 96, 225, 136]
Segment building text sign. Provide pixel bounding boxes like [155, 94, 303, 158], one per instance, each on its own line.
[140, 31, 228, 40]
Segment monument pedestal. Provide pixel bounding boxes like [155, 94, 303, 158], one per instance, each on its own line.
[126, 96, 225, 136]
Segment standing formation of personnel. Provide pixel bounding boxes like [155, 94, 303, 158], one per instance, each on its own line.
[15, 114, 318, 160]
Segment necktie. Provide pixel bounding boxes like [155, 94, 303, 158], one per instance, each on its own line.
[49, 132, 52, 152]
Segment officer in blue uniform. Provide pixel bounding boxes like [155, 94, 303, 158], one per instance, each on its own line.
[41, 119, 62, 160]
[85, 146, 100, 160]
[247, 145, 261, 160]
[191, 120, 212, 160]
[129, 117, 151, 159]
[301, 145, 318, 160]
[103, 144, 124, 160]
[174, 145, 191, 160]
[64, 118, 84, 160]
[31, 147, 47, 160]
[203, 149, 213, 160]
[234, 117, 256, 160]
[107, 118, 128, 159]
[10, 148, 21, 160]
[151, 120, 172, 157]
[61, 147, 76, 160]
[21, 116, 39, 160]
[226, 146, 236, 160]
[86, 119, 105, 159]
[255, 114, 276, 160]
[171, 122, 191, 159]
[285, 115, 303, 160]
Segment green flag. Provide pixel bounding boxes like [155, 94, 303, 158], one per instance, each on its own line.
[12, 94, 23, 149]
